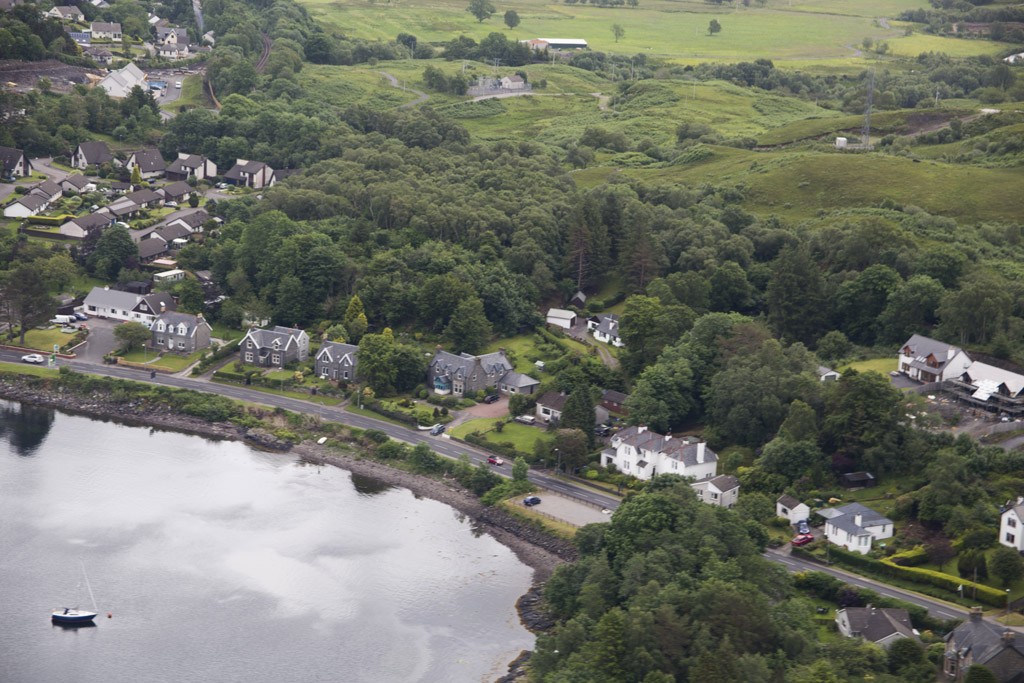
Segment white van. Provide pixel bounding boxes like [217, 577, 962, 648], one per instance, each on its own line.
[51, 314, 77, 325]
[514, 415, 536, 425]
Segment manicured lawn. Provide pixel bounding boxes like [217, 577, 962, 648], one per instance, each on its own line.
[118, 349, 160, 363]
[483, 332, 561, 375]
[210, 377, 344, 406]
[153, 350, 206, 372]
[209, 323, 244, 342]
[450, 418, 553, 454]
[0, 361, 59, 378]
[18, 328, 74, 352]
[839, 358, 897, 375]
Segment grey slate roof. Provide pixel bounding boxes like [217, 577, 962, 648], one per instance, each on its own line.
[316, 341, 358, 362]
[160, 181, 191, 199]
[138, 236, 168, 259]
[126, 188, 162, 205]
[156, 223, 191, 242]
[63, 174, 92, 190]
[30, 179, 61, 198]
[777, 494, 804, 509]
[154, 311, 206, 336]
[537, 391, 568, 412]
[821, 502, 892, 536]
[431, 350, 513, 381]
[0, 146, 27, 175]
[840, 607, 915, 643]
[503, 372, 539, 389]
[601, 389, 628, 405]
[613, 425, 718, 467]
[247, 326, 306, 351]
[172, 209, 208, 229]
[77, 141, 113, 165]
[705, 474, 740, 492]
[70, 212, 113, 231]
[91, 21, 121, 33]
[595, 313, 620, 338]
[900, 334, 966, 372]
[12, 194, 47, 211]
[166, 154, 205, 175]
[129, 150, 165, 174]
[946, 615, 1024, 669]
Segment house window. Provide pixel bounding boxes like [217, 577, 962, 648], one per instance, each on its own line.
[245, 352, 253, 362]
[343, 371, 349, 379]
[1010, 518, 1017, 528]
[711, 492, 718, 499]
[177, 342, 185, 349]
[671, 460, 678, 470]
[272, 354, 281, 365]
[156, 338, 164, 345]
[1007, 533, 1016, 544]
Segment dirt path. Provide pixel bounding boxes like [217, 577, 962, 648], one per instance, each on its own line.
[255, 33, 272, 73]
[591, 92, 610, 111]
[379, 71, 429, 108]
[595, 344, 619, 370]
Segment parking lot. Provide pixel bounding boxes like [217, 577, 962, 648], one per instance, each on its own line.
[517, 490, 612, 527]
[73, 316, 121, 363]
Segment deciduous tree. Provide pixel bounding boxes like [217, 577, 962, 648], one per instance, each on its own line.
[444, 296, 492, 354]
[503, 9, 520, 30]
[989, 546, 1024, 587]
[467, 0, 496, 22]
[114, 321, 151, 352]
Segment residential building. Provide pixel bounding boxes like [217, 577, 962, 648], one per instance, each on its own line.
[691, 475, 739, 508]
[137, 235, 169, 261]
[157, 43, 189, 60]
[944, 608, 1024, 682]
[600, 389, 629, 415]
[82, 287, 175, 326]
[165, 153, 216, 181]
[569, 290, 587, 308]
[545, 308, 576, 330]
[72, 141, 114, 169]
[96, 62, 146, 99]
[159, 180, 192, 203]
[152, 269, 186, 284]
[154, 222, 191, 248]
[156, 26, 188, 44]
[898, 334, 972, 383]
[820, 502, 894, 554]
[818, 365, 840, 382]
[61, 174, 96, 193]
[59, 212, 113, 239]
[240, 326, 310, 368]
[223, 159, 276, 189]
[428, 348, 538, 398]
[836, 607, 917, 649]
[999, 497, 1024, 552]
[68, 31, 91, 45]
[3, 193, 47, 218]
[125, 149, 166, 179]
[47, 5, 84, 22]
[29, 179, 62, 204]
[588, 313, 623, 347]
[947, 361, 1024, 417]
[315, 341, 359, 381]
[90, 21, 122, 41]
[776, 494, 811, 525]
[533, 38, 588, 50]
[150, 311, 211, 354]
[84, 47, 114, 65]
[535, 391, 567, 423]
[0, 145, 31, 178]
[500, 75, 526, 90]
[601, 425, 718, 481]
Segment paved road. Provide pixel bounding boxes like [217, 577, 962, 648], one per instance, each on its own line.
[30, 157, 70, 182]
[767, 549, 967, 622]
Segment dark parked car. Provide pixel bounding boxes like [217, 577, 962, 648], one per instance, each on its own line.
[797, 519, 810, 535]
[594, 425, 612, 437]
[523, 496, 541, 507]
[74, 311, 88, 321]
[483, 394, 500, 404]
[791, 534, 815, 547]
[429, 424, 446, 436]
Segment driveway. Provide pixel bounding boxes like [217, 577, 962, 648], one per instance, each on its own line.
[74, 316, 121, 363]
[517, 489, 612, 526]
[30, 157, 70, 182]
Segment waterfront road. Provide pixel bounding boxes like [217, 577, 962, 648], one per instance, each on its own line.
[0, 352, 990, 623]
[0, 352, 620, 510]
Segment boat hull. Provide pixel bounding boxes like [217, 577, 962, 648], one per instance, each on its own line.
[51, 610, 97, 623]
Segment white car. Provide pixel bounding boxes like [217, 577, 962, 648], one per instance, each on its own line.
[175, 81, 182, 89]
[165, 201, 178, 207]
[21, 354, 45, 364]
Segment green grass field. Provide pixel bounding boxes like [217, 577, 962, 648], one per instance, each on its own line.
[450, 417, 553, 453]
[839, 358, 897, 375]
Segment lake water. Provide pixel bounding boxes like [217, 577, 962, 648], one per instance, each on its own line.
[0, 400, 534, 683]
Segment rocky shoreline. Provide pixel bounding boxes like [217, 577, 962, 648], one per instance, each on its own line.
[0, 376, 572, 680]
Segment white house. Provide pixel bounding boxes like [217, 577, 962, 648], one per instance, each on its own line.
[898, 334, 972, 383]
[47, 5, 84, 22]
[82, 287, 176, 326]
[836, 607, 917, 649]
[999, 497, 1024, 552]
[96, 62, 147, 99]
[820, 502, 893, 554]
[535, 391, 567, 423]
[500, 75, 526, 90]
[166, 153, 217, 181]
[223, 159, 276, 189]
[818, 365, 840, 382]
[125, 149, 166, 179]
[948, 361, 1024, 416]
[601, 425, 718, 482]
[153, 269, 186, 284]
[588, 313, 623, 347]
[691, 475, 739, 508]
[90, 21, 122, 41]
[546, 308, 576, 330]
[71, 141, 114, 169]
[776, 494, 810, 524]
[3, 194, 46, 218]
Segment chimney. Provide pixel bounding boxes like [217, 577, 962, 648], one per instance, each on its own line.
[1003, 630, 1016, 646]
[970, 607, 983, 622]
[637, 425, 647, 434]
[664, 434, 671, 443]
[854, 514, 863, 527]
[697, 442, 706, 464]
[161, 302, 166, 312]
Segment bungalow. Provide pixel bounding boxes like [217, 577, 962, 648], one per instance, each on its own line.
[124, 188, 164, 207]
[83, 287, 175, 326]
[315, 341, 359, 381]
[820, 502, 893, 554]
[0, 145, 32, 178]
[137, 235, 169, 261]
[691, 474, 740, 508]
[61, 174, 96, 194]
[125, 149, 166, 179]
[948, 361, 1024, 416]
[223, 159, 276, 189]
[588, 313, 623, 347]
[998, 497, 1024, 552]
[59, 212, 113, 239]
[535, 391, 567, 423]
[600, 389, 629, 415]
[47, 5, 84, 22]
[150, 311, 211, 354]
[84, 47, 114, 65]
[428, 348, 538, 398]
[500, 75, 526, 90]
[164, 209, 209, 233]
[29, 179, 62, 204]
[776, 494, 810, 525]
[944, 608, 1024, 682]
[96, 62, 146, 99]
[155, 222, 191, 248]
[72, 141, 114, 169]
[898, 334, 972, 383]
[165, 153, 216, 181]
[156, 44, 189, 60]
[240, 326, 310, 368]
[546, 308, 576, 330]
[90, 21, 122, 41]
[818, 365, 840, 382]
[159, 180, 192, 203]
[836, 607, 917, 649]
[601, 425, 718, 481]
[3, 193, 47, 218]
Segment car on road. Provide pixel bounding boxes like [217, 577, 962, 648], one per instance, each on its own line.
[487, 456, 504, 466]
[175, 81, 182, 88]
[429, 424, 446, 436]
[797, 519, 810, 535]
[21, 354, 45, 364]
[483, 394, 500, 404]
[791, 533, 815, 547]
[523, 496, 541, 507]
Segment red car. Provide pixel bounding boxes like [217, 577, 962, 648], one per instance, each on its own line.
[791, 534, 815, 547]
[487, 456, 504, 466]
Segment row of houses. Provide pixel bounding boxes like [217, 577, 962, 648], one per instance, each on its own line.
[546, 308, 624, 347]
[72, 141, 276, 188]
[2, 179, 62, 218]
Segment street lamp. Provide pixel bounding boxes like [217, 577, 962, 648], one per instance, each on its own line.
[554, 448, 561, 474]
[1007, 589, 1012, 617]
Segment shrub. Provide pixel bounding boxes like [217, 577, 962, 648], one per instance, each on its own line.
[889, 546, 928, 567]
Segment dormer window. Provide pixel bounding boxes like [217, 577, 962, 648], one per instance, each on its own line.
[156, 322, 165, 331]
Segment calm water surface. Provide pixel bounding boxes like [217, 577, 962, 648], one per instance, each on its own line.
[0, 401, 534, 683]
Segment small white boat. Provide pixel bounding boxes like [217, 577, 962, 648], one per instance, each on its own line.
[51, 608, 98, 624]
